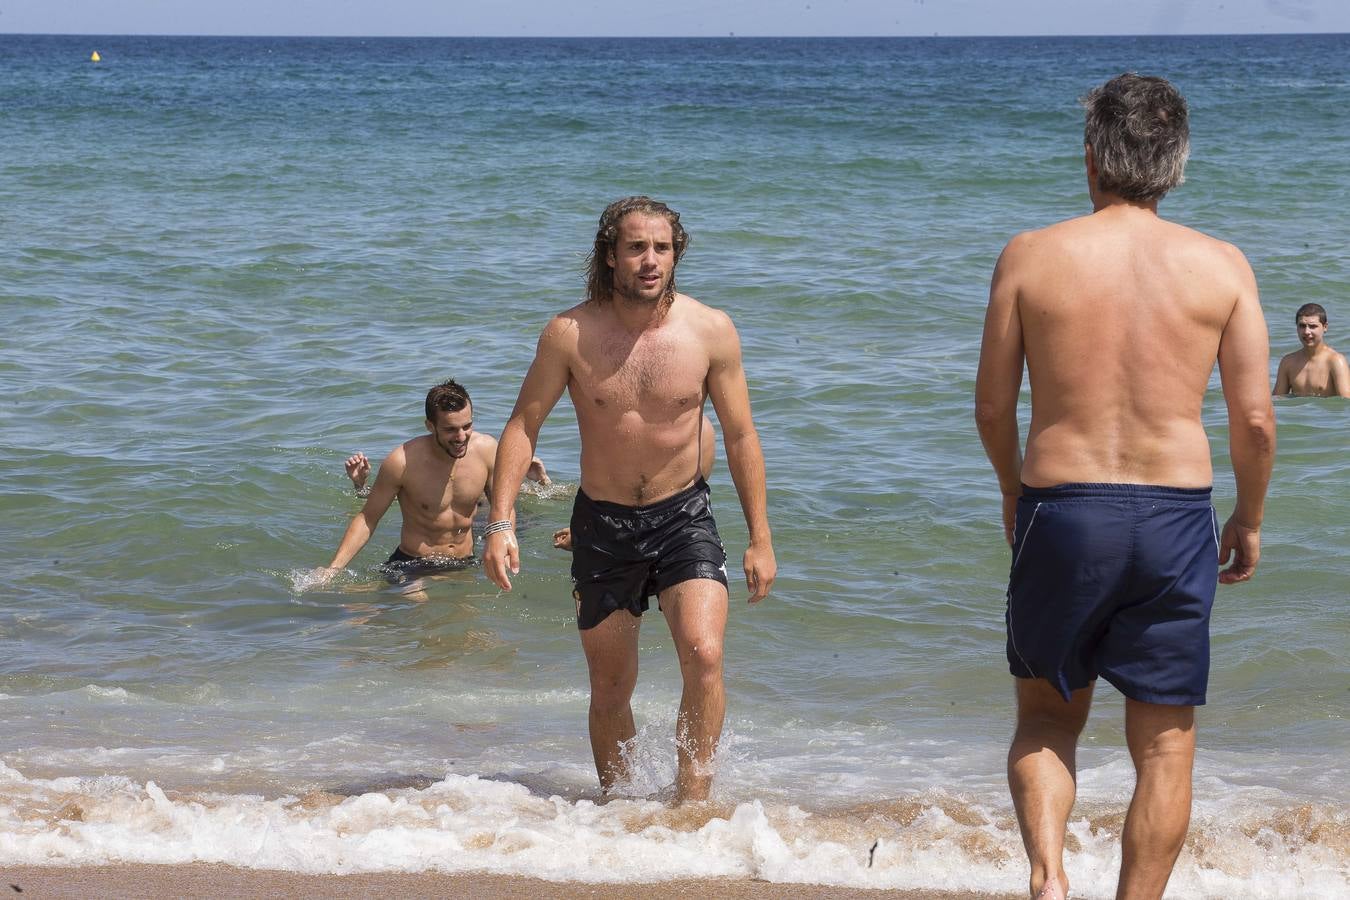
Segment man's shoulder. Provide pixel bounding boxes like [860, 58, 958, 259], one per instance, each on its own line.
[395, 435, 430, 463]
[1007, 215, 1089, 247]
[1158, 218, 1247, 261]
[996, 219, 1083, 272]
[555, 300, 589, 321]
[539, 304, 587, 344]
[373, 438, 416, 479]
[471, 431, 498, 457]
[673, 293, 733, 331]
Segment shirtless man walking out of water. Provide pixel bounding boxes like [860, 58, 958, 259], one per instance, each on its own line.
[1274, 302, 1350, 397]
[975, 74, 1275, 900]
[484, 196, 776, 804]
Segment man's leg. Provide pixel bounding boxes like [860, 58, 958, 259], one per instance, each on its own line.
[578, 611, 642, 793]
[1117, 700, 1195, 900]
[659, 578, 728, 804]
[1008, 678, 1094, 900]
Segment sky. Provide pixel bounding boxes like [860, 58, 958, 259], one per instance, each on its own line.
[1, 0, 1347, 37]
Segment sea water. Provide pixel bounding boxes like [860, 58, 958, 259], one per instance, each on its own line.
[0, 34, 1346, 897]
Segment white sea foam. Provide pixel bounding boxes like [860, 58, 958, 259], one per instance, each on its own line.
[286, 566, 352, 594]
[518, 479, 575, 503]
[0, 761, 1343, 897]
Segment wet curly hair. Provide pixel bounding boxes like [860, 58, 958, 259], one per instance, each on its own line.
[584, 196, 690, 305]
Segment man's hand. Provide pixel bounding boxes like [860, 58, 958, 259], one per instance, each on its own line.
[552, 527, 573, 551]
[306, 566, 339, 590]
[344, 453, 371, 492]
[743, 542, 776, 603]
[1218, 515, 1261, 584]
[526, 456, 551, 486]
[483, 529, 520, 591]
[1002, 493, 1019, 547]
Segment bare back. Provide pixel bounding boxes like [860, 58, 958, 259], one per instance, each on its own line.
[1012, 208, 1246, 487]
[560, 294, 715, 505]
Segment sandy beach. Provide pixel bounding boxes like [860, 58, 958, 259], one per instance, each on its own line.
[0, 866, 1017, 899]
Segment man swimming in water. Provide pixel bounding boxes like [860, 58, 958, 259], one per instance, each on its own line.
[1274, 302, 1350, 397]
[976, 75, 1275, 900]
[483, 196, 776, 805]
[313, 379, 547, 588]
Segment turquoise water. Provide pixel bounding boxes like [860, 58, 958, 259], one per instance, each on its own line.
[1, 34, 1346, 896]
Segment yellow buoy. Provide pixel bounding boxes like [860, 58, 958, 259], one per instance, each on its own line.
[90, 51, 101, 62]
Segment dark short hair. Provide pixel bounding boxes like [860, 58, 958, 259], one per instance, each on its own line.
[1296, 303, 1328, 325]
[425, 379, 471, 421]
[1083, 73, 1189, 202]
[585, 196, 690, 305]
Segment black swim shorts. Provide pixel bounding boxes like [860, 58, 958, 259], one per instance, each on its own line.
[569, 477, 729, 630]
[1005, 483, 1219, 706]
[380, 546, 475, 586]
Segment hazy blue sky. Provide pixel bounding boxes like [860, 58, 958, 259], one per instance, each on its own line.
[2, 0, 1347, 37]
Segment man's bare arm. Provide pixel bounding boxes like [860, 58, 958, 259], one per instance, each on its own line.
[1215, 252, 1276, 583]
[705, 311, 775, 602]
[1331, 353, 1350, 398]
[1272, 356, 1291, 396]
[483, 318, 572, 590]
[478, 434, 499, 503]
[975, 238, 1027, 546]
[323, 447, 403, 572]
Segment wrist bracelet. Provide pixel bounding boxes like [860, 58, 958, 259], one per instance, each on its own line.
[483, 519, 514, 537]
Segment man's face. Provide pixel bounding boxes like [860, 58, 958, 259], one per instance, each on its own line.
[1297, 315, 1328, 349]
[426, 405, 473, 459]
[606, 213, 675, 304]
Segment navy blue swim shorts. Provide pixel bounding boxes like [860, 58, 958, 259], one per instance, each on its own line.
[1005, 483, 1219, 706]
[570, 477, 728, 630]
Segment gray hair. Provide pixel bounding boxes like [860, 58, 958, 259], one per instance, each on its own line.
[1082, 73, 1189, 203]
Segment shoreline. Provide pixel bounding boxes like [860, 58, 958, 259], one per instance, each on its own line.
[0, 865, 1018, 899]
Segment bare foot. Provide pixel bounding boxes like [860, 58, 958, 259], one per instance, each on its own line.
[1033, 878, 1066, 900]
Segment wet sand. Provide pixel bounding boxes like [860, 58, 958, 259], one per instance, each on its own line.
[0, 865, 1019, 898]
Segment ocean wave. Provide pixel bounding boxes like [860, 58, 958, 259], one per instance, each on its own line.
[0, 762, 1342, 897]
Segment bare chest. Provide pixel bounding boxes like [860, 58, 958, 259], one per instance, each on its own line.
[399, 459, 486, 521]
[574, 331, 707, 413]
[1289, 356, 1335, 394]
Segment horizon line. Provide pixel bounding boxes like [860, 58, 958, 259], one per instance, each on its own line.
[3, 30, 1348, 40]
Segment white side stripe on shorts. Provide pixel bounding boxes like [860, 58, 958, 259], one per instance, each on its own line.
[1007, 501, 1042, 677]
[1011, 502, 1042, 571]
